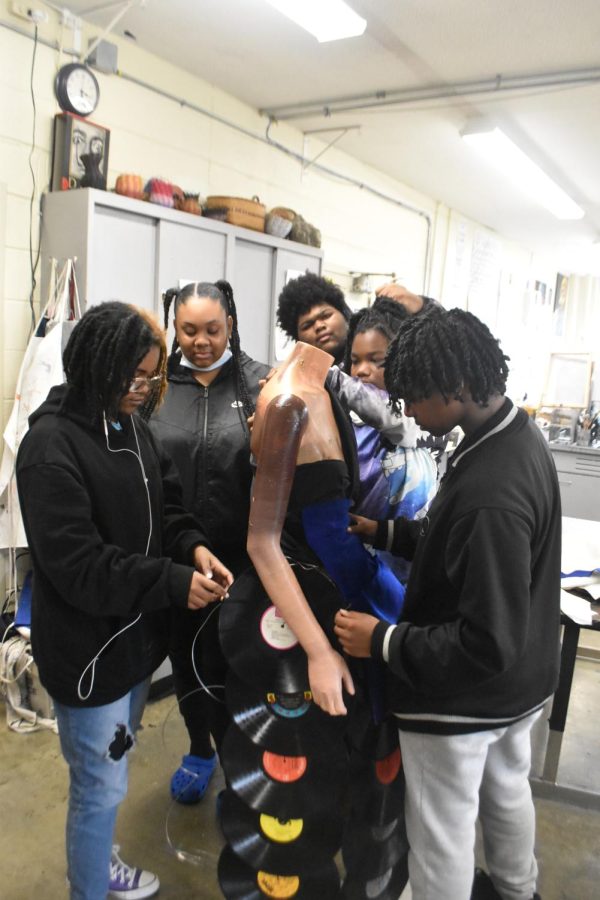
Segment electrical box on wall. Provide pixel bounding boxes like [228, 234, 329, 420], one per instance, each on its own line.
[87, 39, 118, 74]
[10, 2, 48, 23]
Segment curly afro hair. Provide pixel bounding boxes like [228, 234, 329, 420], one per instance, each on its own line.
[276, 272, 352, 340]
[384, 307, 510, 413]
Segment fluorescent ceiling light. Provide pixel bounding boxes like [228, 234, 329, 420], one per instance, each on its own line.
[265, 0, 366, 43]
[461, 124, 584, 220]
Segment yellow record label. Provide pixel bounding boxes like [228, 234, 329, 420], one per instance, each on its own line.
[256, 871, 300, 897]
[259, 813, 304, 843]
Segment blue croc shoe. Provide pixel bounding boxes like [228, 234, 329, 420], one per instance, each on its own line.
[170, 753, 217, 804]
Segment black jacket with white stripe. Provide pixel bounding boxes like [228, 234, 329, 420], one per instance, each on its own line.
[370, 398, 561, 734]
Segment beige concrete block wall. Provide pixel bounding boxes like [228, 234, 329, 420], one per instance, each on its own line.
[3, 2, 596, 601]
[0, 2, 552, 437]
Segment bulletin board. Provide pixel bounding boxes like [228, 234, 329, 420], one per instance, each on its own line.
[541, 353, 592, 408]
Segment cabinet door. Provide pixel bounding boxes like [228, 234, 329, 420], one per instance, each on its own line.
[90, 207, 157, 310]
[551, 450, 600, 521]
[272, 248, 322, 363]
[157, 221, 227, 298]
[233, 239, 274, 363]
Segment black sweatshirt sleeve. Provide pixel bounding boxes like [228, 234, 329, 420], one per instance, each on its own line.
[372, 517, 421, 560]
[17, 461, 195, 617]
[371, 508, 536, 696]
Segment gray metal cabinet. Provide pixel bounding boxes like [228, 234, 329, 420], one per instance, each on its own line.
[40, 189, 323, 364]
[550, 446, 600, 521]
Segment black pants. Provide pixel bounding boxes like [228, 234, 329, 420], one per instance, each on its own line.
[168, 602, 229, 758]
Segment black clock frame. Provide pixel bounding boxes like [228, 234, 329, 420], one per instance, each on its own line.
[54, 63, 100, 117]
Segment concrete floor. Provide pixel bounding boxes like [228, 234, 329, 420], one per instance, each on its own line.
[2, 658, 600, 900]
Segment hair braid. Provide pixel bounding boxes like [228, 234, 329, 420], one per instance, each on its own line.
[63, 301, 167, 422]
[384, 307, 509, 413]
[342, 296, 410, 371]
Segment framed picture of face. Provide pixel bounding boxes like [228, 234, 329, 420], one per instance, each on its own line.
[51, 112, 110, 191]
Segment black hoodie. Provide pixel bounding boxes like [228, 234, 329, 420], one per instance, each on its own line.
[16, 384, 209, 707]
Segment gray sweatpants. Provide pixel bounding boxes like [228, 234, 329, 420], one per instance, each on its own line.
[399, 710, 541, 900]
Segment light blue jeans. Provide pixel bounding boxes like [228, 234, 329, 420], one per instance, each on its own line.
[54, 679, 150, 900]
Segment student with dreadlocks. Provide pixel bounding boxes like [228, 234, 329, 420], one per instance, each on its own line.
[16, 302, 232, 900]
[150, 280, 270, 805]
[335, 307, 560, 900]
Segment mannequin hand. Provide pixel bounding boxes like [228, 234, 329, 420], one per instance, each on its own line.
[348, 514, 377, 542]
[375, 282, 424, 314]
[187, 570, 228, 610]
[334, 609, 379, 658]
[308, 648, 354, 716]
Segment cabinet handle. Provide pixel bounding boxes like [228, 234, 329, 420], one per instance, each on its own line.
[558, 478, 573, 486]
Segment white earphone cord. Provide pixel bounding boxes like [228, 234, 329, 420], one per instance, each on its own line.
[77, 415, 153, 701]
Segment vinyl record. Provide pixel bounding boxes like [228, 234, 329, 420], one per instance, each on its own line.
[341, 857, 409, 900]
[349, 746, 405, 826]
[342, 815, 408, 879]
[220, 789, 343, 874]
[220, 564, 341, 690]
[221, 722, 348, 820]
[226, 671, 348, 756]
[346, 710, 400, 761]
[218, 844, 340, 900]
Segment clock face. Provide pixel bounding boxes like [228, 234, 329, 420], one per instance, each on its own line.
[55, 64, 100, 117]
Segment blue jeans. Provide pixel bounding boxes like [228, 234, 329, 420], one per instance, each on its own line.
[54, 680, 150, 900]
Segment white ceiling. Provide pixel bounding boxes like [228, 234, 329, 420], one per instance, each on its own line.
[65, 0, 600, 272]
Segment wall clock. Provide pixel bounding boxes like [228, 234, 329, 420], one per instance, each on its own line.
[54, 63, 100, 117]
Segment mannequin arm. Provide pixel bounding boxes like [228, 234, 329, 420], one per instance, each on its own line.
[247, 394, 354, 715]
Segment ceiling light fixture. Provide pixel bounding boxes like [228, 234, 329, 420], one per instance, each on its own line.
[461, 122, 584, 221]
[265, 0, 366, 43]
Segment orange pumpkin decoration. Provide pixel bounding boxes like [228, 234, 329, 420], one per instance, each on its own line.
[178, 193, 202, 215]
[115, 174, 144, 200]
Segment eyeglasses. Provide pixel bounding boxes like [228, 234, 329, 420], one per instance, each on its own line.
[127, 375, 163, 393]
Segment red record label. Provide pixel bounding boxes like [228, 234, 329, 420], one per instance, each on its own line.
[375, 747, 401, 785]
[262, 751, 307, 783]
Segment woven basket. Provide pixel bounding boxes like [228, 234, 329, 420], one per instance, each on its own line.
[270, 206, 296, 222]
[265, 213, 293, 239]
[205, 195, 266, 232]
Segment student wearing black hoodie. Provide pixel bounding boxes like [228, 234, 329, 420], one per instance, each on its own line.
[16, 302, 232, 900]
[335, 308, 560, 900]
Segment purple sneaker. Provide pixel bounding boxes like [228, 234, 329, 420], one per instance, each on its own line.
[108, 845, 159, 899]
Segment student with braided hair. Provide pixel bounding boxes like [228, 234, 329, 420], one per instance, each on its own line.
[150, 280, 270, 804]
[335, 307, 560, 900]
[328, 297, 438, 579]
[16, 302, 232, 900]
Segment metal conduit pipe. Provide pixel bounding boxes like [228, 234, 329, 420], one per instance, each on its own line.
[260, 66, 600, 121]
[1, 19, 433, 292]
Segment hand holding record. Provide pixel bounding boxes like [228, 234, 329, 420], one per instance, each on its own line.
[226, 671, 349, 757]
[220, 564, 343, 691]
